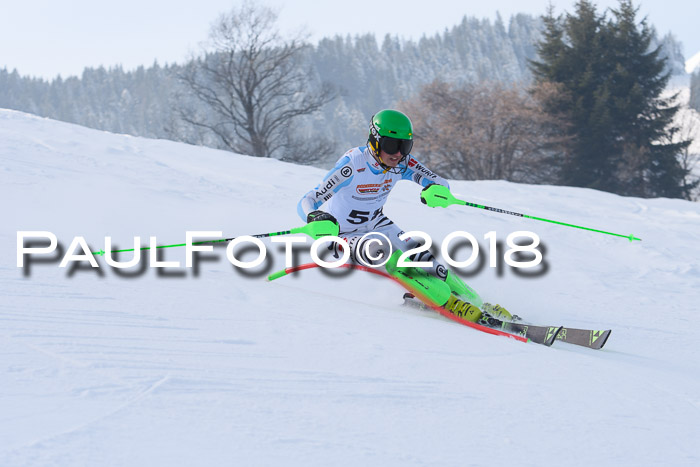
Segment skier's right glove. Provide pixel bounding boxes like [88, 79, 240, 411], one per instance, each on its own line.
[306, 210, 338, 226]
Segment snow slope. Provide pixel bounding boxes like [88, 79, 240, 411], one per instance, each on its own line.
[686, 50, 700, 74]
[1, 109, 700, 466]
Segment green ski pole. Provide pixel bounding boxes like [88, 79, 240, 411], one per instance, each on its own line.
[420, 185, 641, 242]
[91, 220, 339, 256]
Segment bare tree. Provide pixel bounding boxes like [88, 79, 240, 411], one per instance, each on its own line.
[400, 80, 570, 183]
[178, 2, 336, 159]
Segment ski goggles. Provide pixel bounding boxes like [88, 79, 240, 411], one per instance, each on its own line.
[380, 136, 413, 156]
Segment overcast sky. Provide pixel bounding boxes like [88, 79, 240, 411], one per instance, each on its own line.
[1, 0, 698, 80]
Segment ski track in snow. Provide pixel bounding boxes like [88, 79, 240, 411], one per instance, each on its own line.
[1, 109, 700, 466]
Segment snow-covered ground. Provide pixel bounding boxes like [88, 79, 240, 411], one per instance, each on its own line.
[2, 109, 700, 466]
[686, 50, 700, 74]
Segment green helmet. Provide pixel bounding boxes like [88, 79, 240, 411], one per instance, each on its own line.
[368, 110, 414, 173]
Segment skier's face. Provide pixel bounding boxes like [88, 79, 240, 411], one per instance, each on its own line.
[379, 149, 403, 167]
[377, 136, 412, 167]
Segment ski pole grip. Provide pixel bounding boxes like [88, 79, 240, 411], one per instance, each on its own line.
[420, 184, 465, 208]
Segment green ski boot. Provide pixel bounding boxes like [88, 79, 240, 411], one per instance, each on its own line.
[444, 293, 483, 322]
[479, 303, 520, 327]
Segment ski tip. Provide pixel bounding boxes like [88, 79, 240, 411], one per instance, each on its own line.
[596, 329, 612, 349]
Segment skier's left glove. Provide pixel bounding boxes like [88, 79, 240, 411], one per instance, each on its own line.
[306, 210, 338, 226]
[420, 183, 456, 208]
[420, 183, 441, 205]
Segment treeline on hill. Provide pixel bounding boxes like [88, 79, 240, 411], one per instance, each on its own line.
[0, 11, 544, 156]
[0, 0, 694, 198]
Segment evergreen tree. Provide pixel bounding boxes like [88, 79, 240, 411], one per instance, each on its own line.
[606, 1, 691, 197]
[530, 0, 694, 198]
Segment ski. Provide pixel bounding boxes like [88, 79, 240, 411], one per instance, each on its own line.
[403, 294, 610, 349]
[483, 317, 610, 350]
[402, 294, 562, 346]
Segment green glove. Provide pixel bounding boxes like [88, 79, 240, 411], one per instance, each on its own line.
[420, 184, 462, 208]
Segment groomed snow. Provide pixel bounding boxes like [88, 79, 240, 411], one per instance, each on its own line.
[1, 109, 699, 466]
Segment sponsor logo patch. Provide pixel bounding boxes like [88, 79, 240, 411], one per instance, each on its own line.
[356, 184, 382, 194]
[410, 160, 437, 180]
[315, 178, 338, 197]
[356, 179, 393, 195]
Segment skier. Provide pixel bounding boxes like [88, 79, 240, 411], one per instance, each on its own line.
[297, 109, 511, 325]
